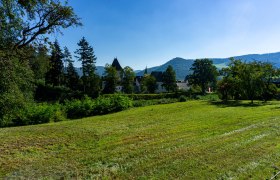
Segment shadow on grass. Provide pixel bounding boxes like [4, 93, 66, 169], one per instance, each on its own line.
[208, 100, 271, 108]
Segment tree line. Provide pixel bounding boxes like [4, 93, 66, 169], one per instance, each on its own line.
[186, 58, 280, 103]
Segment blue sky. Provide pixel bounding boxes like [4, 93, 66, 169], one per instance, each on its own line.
[57, 0, 280, 70]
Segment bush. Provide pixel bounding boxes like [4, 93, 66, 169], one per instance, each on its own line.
[34, 82, 84, 103]
[197, 93, 219, 101]
[179, 95, 187, 102]
[94, 94, 133, 115]
[65, 94, 133, 119]
[12, 103, 66, 126]
[133, 98, 178, 107]
[64, 96, 95, 119]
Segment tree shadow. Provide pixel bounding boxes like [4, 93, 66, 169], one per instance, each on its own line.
[208, 100, 270, 108]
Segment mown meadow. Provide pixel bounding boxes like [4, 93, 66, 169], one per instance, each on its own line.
[1, 100, 280, 179]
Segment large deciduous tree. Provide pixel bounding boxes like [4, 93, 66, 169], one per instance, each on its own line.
[142, 75, 158, 93]
[0, 0, 81, 126]
[122, 66, 135, 94]
[0, 0, 81, 50]
[218, 58, 279, 103]
[187, 59, 218, 94]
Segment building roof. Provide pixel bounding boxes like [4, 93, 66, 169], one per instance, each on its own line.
[112, 58, 123, 71]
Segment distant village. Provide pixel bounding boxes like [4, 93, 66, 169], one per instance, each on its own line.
[106, 58, 190, 93]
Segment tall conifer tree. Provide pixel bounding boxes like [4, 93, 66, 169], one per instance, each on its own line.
[46, 40, 64, 86]
[75, 37, 100, 96]
[63, 47, 80, 90]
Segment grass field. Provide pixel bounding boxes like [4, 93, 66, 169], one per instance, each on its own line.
[1, 100, 280, 179]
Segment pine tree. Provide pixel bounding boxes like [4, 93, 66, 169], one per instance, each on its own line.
[75, 37, 100, 96]
[45, 40, 64, 86]
[63, 47, 72, 71]
[63, 47, 80, 90]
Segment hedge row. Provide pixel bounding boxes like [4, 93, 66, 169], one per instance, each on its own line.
[1, 94, 133, 127]
[104, 92, 190, 100]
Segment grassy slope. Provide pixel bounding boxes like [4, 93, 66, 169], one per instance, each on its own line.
[1, 101, 280, 179]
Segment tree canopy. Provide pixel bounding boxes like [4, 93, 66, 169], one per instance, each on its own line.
[0, 0, 81, 51]
[187, 59, 218, 94]
[162, 65, 177, 92]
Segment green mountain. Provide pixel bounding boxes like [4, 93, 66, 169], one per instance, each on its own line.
[137, 52, 280, 80]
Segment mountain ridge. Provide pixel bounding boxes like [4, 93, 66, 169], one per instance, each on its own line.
[136, 52, 280, 80]
[76, 52, 280, 80]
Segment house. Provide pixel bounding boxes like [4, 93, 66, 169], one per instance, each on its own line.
[176, 80, 190, 91]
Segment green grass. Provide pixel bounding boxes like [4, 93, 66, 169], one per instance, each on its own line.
[1, 100, 280, 179]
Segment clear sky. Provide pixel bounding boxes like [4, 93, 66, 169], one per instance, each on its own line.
[57, 0, 280, 70]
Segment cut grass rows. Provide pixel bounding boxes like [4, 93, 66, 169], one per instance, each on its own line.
[0, 101, 280, 179]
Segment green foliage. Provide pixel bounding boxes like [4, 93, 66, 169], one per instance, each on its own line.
[162, 65, 177, 92]
[29, 46, 50, 81]
[75, 37, 100, 96]
[179, 95, 187, 102]
[63, 46, 80, 91]
[66, 61, 80, 90]
[34, 82, 83, 102]
[141, 75, 158, 93]
[0, 58, 34, 127]
[65, 95, 133, 119]
[196, 93, 220, 101]
[0, 0, 81, 50]
[133, 98, 178, 107]
[45, 40, 64, 86]
[217, 59, 279, 103]
[10, 103, 65, 127]
[64, 96, 95, 119]
[103, 64, 119, 94]
[187, 59, 218, 94]
[122, 66, 135, 94]
[94, 94, 133, 114]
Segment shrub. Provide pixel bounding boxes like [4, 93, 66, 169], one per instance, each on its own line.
[65, 94, 133, 119]
[12, 103, 66, 126]
[179, 95, 187, 102]
[94, 94, 133, 115]
[64, 96, 95, 119]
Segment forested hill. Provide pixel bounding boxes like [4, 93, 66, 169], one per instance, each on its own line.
[75, 52, 280, 80]
[136, 52, 280, 80]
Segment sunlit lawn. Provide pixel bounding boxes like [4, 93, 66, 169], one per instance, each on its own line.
[1, 100, 280, 179]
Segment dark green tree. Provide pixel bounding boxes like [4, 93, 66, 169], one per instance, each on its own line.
[122, 66, 135, 94]
[261, 62, 279, 101]
[29, 46, 50, 81]
[103, 64, 118, 94]
[45, 40, 64, 86]
[0, 0, 81, 126]
[217, 58, 279, 103]
[63, 47, 72, 71]
[75, 37, 100, 96]
[187, 59, 218, 94]
[63, 47, 80, 90]
[162, 65, 177, 92]
[142, 75, 158, 93]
